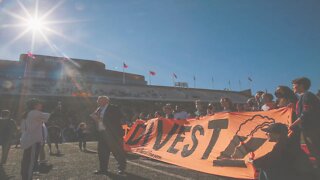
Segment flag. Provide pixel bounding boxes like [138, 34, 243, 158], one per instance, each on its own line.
[27, 51, 36, 59]
[193, 76, 196, 81]
[149, 71, 156, 76]
[123, 62, 128, 69]
[248, 77, 253, 82]
[173, 73, 177, 79]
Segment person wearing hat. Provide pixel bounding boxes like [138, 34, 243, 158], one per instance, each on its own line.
[20, 98, 51, 180]
[253, 123, 314, 180]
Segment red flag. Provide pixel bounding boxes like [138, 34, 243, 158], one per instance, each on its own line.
[173, 73, 177, 79]
[27, 51, 36, 59]
[123, 63, 128, 68]
[149, 71, 156, 76]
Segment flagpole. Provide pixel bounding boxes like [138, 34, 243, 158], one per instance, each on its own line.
[122, 66, 125, 84]
[193, 76, 196, 88]
[149, 74, 151, 85]
[211, 77, 214, 89]
[172, 75, 175, 87]
[239, 80, 242, 91]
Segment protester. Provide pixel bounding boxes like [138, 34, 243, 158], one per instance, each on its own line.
[20, 98, 51, 180]
[47, 102, 65, 155]
[90, 96, 126, 175]
[255, 91, 264, 110]
[174, 105, 188, 120]
[154, 111, 162, 118]
[274, 85, 297, 108]
[220, 97, 233, 112]
[261, 93, 276, 111]
[47, 125, 62, 155]
[77, 122, 87, 152]
[274, 85, 301, 153]
[236, 104, 245, 112]
[194, 100, 205, 118]
[138, 112, 147, 121]
[290, 77, 320, 167]
[0, 110, 17, 165]
[206, 103, 216, 115]
[247, 97, 258, 111]
[163, 104, 174, 119]
[253, 123, 315, 180]
[146, 113, 154, 120]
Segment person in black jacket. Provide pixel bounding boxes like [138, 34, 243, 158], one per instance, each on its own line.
[290, 77, 320, 167]
[0, 110, 17, 164]
[90, 96, 126, 175]
[253, 123, 314, 180]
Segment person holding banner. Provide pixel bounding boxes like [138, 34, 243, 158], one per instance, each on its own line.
[290, 77, 320, 168]
[206, 103, 216, 115]
[274, 86, 297, 108]
[194, 100, 206, 118]
[90, 96, 126, 175]
[163, 104, 174, 119]
[220, 97, 234, 112]
[253, 123, 314, 180]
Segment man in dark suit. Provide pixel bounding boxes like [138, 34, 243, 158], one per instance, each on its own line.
[90, 96, 126, 175]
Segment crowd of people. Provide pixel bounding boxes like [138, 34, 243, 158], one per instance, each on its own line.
[0, 76, 319, 180]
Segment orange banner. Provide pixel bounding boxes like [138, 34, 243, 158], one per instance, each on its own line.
[124, 107, 293, 179]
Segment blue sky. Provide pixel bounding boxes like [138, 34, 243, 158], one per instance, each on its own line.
[0, 0, 319, 94]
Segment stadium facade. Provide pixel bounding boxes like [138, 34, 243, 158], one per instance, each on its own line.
[0, 54, 252, 123]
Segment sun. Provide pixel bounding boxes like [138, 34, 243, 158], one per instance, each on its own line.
[2, 0, 90, 57]
[27, 17, 45, 32]
[1, 0, 73, 52]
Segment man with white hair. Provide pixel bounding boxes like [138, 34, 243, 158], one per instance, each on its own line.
[90, 96, 126, 175]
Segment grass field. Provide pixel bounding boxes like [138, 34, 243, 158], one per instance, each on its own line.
[0, 142, 234, 180]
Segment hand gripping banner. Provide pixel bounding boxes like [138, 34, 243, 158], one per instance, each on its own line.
[124, 107, 293, 179]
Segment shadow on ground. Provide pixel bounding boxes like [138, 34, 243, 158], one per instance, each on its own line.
[50, 153, 65, 157]
[39, 164, 53, 174]
[84, 149, 97, 154]
[108, 171, 149, 180]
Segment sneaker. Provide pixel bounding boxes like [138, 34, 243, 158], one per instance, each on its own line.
[93, 170, 108, 175]
[117, 170, 125, 176]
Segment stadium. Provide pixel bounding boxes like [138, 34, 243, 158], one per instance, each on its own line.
[0, 53, 252, 126]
